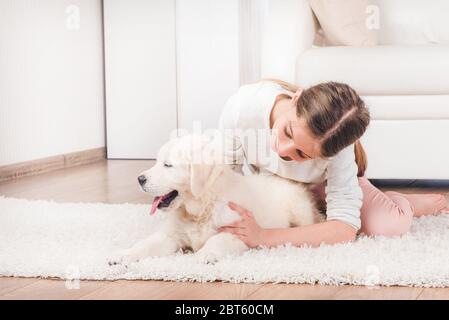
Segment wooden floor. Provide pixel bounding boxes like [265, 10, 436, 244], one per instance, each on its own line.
[0, 159, 448, 300]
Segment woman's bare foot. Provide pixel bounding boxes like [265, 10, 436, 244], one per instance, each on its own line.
[384, 191, 448, 217]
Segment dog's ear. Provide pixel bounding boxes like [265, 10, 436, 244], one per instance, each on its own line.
[186, 134, 220, 198]
[190, 162, 214, 198]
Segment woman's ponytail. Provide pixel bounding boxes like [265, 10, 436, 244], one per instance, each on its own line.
[354, 140, 368, 177]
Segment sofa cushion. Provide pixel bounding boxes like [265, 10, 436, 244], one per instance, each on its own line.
[308, 0, 378, 46]
[360, 120, 449, 179]
[375, 0, 449, 45]
[296, 45, 449, 95]
[363, 95, 449, 120]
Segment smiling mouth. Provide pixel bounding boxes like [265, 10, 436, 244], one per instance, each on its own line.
[150, 190, 179, 215]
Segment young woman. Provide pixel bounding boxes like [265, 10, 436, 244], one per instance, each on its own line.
[217, 80, 448, 248]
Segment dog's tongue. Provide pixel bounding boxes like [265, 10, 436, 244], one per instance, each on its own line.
[150, 196, 163, 215]
[150, 193, 172, 215]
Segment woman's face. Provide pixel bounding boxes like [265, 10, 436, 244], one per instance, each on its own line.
[271, 103, 320, 163]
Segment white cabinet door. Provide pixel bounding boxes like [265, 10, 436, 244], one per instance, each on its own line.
[104, 0, 177, 159]
[176, 0, 240, 132]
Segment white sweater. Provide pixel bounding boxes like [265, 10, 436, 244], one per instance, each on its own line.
[218, 81, 363, 230]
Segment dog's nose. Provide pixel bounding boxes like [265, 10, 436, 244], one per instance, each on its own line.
[137, 175, 147, 186]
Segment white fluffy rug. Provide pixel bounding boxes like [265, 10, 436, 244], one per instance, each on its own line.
[1, 196, 449, 287]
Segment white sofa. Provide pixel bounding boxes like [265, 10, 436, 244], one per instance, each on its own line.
[260, 0, 449, 179]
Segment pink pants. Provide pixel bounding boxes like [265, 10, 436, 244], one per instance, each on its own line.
[311, 176, 439, 237]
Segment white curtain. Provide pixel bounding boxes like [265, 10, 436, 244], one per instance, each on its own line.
[239, 0, 268, 85]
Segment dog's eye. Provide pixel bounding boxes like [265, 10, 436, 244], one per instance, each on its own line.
[163, 163, 173, 168]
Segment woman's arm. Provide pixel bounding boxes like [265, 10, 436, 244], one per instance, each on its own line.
[262, 220, 357, 248]
[324, 144, 364, 231]
[219, 202, 357, 248]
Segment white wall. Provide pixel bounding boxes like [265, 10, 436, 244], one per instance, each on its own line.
[0, 0, 105, 166]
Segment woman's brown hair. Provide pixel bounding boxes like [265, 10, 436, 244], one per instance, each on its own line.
[267, 79, 370, 177]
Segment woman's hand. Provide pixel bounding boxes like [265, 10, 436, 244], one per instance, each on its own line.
[218, 202, 267, 248]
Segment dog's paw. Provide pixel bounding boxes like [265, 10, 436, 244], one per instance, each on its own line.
[107, 250, 140, 267]
[194, 249, 221, 264]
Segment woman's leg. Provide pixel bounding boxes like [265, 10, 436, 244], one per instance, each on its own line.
[358, 177, 414, 237]
[309, 177, 448, 237]
[358, 177, 448, 237]
[382, 191, 448, 217]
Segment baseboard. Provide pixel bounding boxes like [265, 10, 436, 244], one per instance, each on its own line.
[0, 147, 106, 182]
